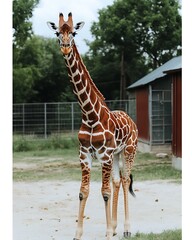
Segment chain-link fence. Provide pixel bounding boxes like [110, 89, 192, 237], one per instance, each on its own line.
[13, 100, 136, 139]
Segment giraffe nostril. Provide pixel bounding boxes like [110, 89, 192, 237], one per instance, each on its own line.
[62, 44, 70, 48]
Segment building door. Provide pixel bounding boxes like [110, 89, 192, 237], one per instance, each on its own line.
[151, 89, 172, 144]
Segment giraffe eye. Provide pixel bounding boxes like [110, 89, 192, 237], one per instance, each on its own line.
[56, 33, 63, 46]
[58, 33, 63, 40]
[69, 33, 73, 40]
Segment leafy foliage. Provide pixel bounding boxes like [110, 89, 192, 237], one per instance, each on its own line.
[13, 0, 75, 103]
[13, 0, 40, 48]
[13, 36, 75, 103]
[13, 0, 181, 103]
[85, 0, 181, 99]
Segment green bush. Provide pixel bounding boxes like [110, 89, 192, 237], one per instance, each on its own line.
[13, 138, 32, 152]
[13, 134, 79, 152]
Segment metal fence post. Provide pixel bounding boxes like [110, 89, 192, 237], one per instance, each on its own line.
[71, 102, 74, 134]
[57, 103, 60, 134]
[22, 103, 25, 136]
[125, 101, 128, 114]
[44, 103, 47, 139]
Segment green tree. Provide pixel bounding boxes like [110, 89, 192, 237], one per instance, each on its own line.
[31, 37, 75, 103]
[83, 50, 123, 100]
[13, 0, 77, 103]
[13, 0, 40, 50]
[13, 0, 40, 103]
[13, 35, 43, 103]
[85, 0, 181, 99]
[13, 36, 75, 103]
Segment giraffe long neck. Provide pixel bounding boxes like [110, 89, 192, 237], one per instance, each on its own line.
[64, 44, 109, 125]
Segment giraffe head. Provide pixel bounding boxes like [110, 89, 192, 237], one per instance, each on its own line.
[47, 12, 85, 55]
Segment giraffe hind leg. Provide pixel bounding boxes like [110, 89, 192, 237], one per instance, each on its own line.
[122, 174, 134, 238]
[121, 146, 137, 238]
[101, 156, 114, 239]
[111, 153, 121, 236]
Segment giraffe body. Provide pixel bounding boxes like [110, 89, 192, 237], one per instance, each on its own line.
[47, 13, 138, 240]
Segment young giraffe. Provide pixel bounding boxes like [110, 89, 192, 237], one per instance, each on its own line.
[47, 12, 138, 240]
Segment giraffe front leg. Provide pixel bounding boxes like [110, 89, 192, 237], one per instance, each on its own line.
[112, 180, 121, 236]
[101, 161, 113, 240]
[73, 151, 92, 240]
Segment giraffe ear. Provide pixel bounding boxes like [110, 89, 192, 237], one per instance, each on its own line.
[74, 22, 85, 32]
[47, 22, 58, 32]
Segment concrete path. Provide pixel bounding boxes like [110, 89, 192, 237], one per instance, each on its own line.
[13, 180, 181, 240]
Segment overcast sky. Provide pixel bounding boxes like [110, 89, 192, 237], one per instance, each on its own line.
[32, 0, 115, 54]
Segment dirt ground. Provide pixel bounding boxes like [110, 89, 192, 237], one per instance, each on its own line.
[13, 180, 181, 240]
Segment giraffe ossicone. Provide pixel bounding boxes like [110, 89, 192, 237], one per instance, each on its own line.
[47, 12, 138, 240]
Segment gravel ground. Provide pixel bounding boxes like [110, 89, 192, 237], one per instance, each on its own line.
[13, 180, 181, 240]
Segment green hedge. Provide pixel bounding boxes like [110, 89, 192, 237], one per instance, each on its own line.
[13, 134, 79, 152]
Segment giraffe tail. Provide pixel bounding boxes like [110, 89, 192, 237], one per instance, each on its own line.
[129, 174, 136, 198]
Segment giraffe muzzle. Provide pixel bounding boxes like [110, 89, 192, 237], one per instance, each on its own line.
[60, 45, 72, 55]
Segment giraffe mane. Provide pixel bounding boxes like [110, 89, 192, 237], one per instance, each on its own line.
[73, 44, 106, 102]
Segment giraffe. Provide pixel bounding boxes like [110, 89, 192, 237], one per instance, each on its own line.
[47, 12, 138, 240]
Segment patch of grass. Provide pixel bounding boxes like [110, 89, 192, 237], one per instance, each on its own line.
[13, 166, 82, 182]
[132, 152, 182, 182]
[13, 149, 181, 182]
[13, 146, 80, 181]
[13, 156, 102, 182]
[13, 148, 78, 162]
[120, 229, 181, 240]
[13, 134, 79, 152]
[13, 136, 181, 182]
[136, 152, 156, 161]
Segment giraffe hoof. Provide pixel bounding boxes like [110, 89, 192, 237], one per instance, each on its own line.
[73, 238, 80, 240]
[123, 231, 131, 238]
[113, 232, 117, 236]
